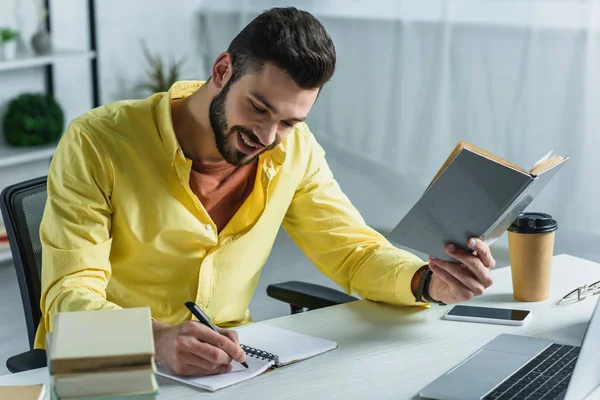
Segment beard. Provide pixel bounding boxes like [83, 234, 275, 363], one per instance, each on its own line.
[209, 81, 275, 167]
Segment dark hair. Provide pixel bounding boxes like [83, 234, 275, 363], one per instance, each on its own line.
[226, 7, 336, 90]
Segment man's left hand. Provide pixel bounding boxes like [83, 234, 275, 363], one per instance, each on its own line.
[427, 238, 495, 304]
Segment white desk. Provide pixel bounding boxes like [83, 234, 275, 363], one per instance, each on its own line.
[2, 254, 600, 400]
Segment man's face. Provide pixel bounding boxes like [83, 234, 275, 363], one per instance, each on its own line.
[209, 63, 319, 166]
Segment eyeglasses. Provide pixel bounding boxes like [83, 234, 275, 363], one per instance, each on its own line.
[558, 281, 600, 305]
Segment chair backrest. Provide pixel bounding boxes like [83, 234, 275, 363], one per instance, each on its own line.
[0, 176, 48, 349]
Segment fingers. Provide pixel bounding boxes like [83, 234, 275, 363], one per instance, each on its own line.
[429, 257, 486, 297]
[185, 363, 231, 377]
[170, 358, 233, 377]
[467, 238, 496, 270]
[170, 334, 235, 376]
[218, 328, 239, 345]
[428, 262, 472, 298]
[445, 241, 494, 288]
[186, 337, 234, 365]
[182, 322, 247, 364]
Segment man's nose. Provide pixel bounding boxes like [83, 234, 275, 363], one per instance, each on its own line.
[253, 123, 277, 147]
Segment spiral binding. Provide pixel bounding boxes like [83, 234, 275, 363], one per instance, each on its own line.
[240, 344, 280, 366]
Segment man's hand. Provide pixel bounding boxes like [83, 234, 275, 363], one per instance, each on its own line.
[152, 320, 247, 377]
[427, 238, 495, 304]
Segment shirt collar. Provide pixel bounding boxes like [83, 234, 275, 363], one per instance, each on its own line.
[156, 81, 202, 162]
[155, 80, 287, 169]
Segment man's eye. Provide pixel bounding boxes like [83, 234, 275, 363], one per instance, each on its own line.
[282, 121, 295, 128]
[251, 103, 266, 114]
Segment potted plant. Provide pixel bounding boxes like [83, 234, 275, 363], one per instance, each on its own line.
[2, 93, 64, 147]
[137, 40, 185, 94]
[0, 28, 19, 61]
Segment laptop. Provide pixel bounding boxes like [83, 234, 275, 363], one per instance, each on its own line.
[420, 298, 600, 400]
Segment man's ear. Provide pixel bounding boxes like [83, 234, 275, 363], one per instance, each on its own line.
[211, 52, 233, 90]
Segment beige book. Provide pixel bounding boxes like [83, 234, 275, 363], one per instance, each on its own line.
[0, 384, 45, 400]
[52, 366, 159, 399]
[50, 307, 154, 375]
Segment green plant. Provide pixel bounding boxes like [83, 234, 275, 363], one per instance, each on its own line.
[0, 28, 19, 43]
[137, 41, 186, 94]
[2, 93, 64, 146]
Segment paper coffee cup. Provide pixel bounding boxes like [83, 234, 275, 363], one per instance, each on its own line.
[507, 212, 558, 302]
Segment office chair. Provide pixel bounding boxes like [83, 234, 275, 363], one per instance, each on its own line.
[266, 281, 357, 314]
[0, 176, 48, 373]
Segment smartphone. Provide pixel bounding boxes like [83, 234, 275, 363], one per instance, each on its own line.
[443, 305, 531, 326]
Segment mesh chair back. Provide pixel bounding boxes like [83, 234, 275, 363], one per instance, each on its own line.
[0, 177, 47, 349]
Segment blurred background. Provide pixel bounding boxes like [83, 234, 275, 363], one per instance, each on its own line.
[1, 0, 599, 374]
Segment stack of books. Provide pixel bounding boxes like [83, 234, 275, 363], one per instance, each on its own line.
[47, 307, 159, 399]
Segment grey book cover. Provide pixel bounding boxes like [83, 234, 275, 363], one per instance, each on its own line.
[387, 145, 568, 262]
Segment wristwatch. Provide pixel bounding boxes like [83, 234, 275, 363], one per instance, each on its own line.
[416, 266, 447, 306]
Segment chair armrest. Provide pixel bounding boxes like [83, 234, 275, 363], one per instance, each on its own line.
[6, 349, 47, 373]
[266, 281, 357, 312]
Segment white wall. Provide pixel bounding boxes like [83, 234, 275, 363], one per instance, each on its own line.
[50, 0, 93, 123]
[196, 1, 600, 264]
[95, 0, 209, 104]
[3, 0, 598, 263]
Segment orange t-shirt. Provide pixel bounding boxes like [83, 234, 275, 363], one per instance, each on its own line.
[188, 160, 258, 232]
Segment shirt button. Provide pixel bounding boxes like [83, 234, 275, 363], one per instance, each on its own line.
[205, 224, 213, 231]
[169, 155, 173, 162]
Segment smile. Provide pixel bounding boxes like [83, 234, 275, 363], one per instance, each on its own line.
[240, 133, 258, 148]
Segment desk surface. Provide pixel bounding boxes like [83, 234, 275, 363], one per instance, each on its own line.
[2, 254, 600, 400]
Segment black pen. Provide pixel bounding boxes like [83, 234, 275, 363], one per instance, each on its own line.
[185, 301, 249, 369]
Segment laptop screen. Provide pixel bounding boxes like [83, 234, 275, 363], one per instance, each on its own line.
[564, 297, 600, 400]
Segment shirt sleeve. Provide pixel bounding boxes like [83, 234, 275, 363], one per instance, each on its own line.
[282, 127, 428, 306]
[40, 120, 122, 337]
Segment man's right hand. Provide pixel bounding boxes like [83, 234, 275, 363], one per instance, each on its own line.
[152, 320, 247, 376]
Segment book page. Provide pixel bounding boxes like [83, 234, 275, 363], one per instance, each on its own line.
[156, 356, 273, 392]
[234, 323, 338, 365]
[530, 150, 554, 170]
[427, 141, 528, 190]
[529, 156, 567, 176]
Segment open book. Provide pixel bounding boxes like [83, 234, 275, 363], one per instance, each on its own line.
[157, 323, 338, 391]
[388, 141, 568, 262]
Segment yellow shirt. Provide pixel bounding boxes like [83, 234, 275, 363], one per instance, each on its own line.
[35, 81, 427, 349]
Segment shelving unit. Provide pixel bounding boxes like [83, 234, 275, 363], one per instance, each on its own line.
[0, 144, 57, 169]
[0, 0, 99, 264]
[0, 49, 96, 73]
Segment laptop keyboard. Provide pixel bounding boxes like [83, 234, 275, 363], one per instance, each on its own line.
[483, 343, 580, 400]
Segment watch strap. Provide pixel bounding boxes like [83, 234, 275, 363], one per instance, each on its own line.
[422, 267, 447, 306]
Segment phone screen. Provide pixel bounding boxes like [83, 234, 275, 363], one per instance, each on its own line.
[447, 305, 530, 321]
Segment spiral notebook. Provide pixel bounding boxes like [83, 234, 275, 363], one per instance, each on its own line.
[157, 323, 338, 391]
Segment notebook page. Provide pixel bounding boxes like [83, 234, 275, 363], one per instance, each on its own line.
[234, 324, 338, 365]
[156, 356, 273, 392]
